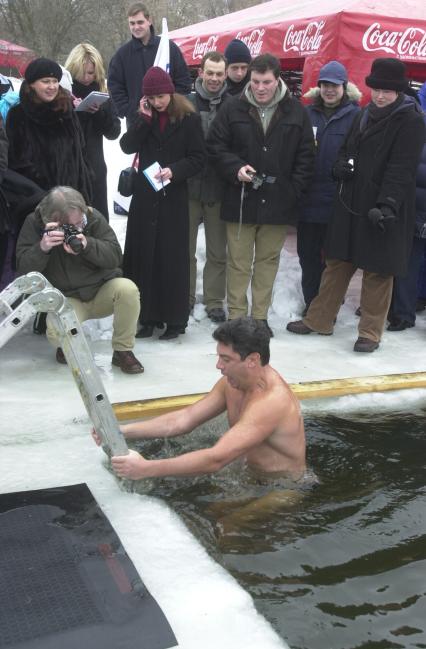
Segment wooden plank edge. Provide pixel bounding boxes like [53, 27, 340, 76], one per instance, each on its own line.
[112, 372, 426, 421]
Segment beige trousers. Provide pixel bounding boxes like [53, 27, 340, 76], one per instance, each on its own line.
[226, 222, 287, 320]
[189, 199, 227, 310]
[46, 278, 140, 351]
[304, 258, 393, 342]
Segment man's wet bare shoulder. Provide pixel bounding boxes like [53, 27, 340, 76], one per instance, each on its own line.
[221, 367, 306, 477]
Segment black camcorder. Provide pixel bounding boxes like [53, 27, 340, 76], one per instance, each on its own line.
[247, 170, 277, 190]
[247, 171, 264, 190]
[42, 224, 84, 254]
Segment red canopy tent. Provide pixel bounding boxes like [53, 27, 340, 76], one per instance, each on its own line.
[0, 40, 35, 76]
[169, 0, 426, 100]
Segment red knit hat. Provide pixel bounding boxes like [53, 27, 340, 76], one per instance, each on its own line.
[143, 67, 175, 96]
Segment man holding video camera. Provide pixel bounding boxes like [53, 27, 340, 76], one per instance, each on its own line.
[207, 54, 315, 334]
[16, 186, 144, 373]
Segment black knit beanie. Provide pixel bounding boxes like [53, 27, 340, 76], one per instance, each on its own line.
[24, 58, 62, 84]
[224, 39, 251, 65]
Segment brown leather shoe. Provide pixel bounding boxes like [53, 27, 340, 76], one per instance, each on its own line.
[286, 320, 314, 334]
[56, 347, 67, 364]
[112, 350, 144, 374]
[353, 337, 379, 353]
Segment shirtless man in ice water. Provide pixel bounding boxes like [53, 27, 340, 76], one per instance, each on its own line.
[96, 317, 306, 481]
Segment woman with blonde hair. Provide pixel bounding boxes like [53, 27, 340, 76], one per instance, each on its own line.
[120, 66, 205, 340]
[65, 43, 120, 220]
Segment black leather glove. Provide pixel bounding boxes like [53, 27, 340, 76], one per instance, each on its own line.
[367, 205, 396, 232]
[333, 159, 354, 181]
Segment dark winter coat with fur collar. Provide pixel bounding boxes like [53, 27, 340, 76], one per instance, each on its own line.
[301, 83, 361, 224]
[6, 83, 92, 201]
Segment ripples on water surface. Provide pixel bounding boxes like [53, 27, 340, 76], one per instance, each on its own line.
[133, 407, 426, 649]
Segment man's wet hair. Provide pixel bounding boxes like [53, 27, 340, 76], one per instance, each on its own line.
[213, 317, 270, 366]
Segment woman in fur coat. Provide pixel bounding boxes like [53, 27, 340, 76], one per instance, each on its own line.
[6, 57, 92, 202]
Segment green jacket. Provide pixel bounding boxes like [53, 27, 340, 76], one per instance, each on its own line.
[16, 208, 123, 301]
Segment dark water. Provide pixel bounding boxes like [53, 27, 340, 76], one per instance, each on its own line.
[133, 408, 426, 649]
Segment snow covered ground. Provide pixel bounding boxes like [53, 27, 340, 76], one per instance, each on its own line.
[1, 127, 426, 649]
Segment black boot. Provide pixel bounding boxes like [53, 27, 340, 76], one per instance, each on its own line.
[159, 324, 186, 340]
[136, 323, 154, 338]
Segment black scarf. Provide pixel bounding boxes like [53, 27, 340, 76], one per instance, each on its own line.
[72, 79, 99, 99]
[365, 92, 405, 126]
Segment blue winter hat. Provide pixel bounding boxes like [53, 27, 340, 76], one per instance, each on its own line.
[224, 39, 251, 65]
[318, 61, 348, 86]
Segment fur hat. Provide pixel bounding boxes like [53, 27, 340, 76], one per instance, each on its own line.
[143, 67, 175, 96]
[24, 58, 62, 84]
[365, 58, 408, 92]
[318, 61, 348, 86]
[224, 39, 251, 65]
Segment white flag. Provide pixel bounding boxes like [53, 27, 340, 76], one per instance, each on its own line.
[153, 18, 170, 73]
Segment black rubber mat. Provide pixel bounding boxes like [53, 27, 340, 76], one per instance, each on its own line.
[0, 483, 177, 649]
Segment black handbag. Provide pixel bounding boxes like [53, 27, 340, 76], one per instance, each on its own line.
[118, 166, 137, 197]
[118, 154, 138, 197]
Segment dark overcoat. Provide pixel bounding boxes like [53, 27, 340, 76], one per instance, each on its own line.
[414, 115, 426, 237]
[108, 28, 192, 120]
[0, 116, 9, 236]
[187, 86, 229, 204]
[326, 97, 425, 276]
[206, 93, 315, 226]
[120, 110, 205, 326]
[6, 84, 92, 202]
[0, 114, 6, 182]
[73, 80, 121, 220]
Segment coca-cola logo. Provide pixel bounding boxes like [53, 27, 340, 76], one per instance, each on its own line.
[235, 29, 265, 57]
[362, 22, 426, 59]
[192, 35, 219, 60]
[283, 21, 325, 54]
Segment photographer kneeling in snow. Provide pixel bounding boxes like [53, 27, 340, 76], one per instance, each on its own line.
[16, 186, 144, 373]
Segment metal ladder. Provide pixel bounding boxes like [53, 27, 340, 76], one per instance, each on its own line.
[0, 272, 128, 456]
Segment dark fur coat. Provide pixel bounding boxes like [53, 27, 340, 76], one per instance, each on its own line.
[6, 83, 92, 201]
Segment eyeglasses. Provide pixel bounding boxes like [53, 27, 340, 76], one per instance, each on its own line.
[71, 213, 88, 231]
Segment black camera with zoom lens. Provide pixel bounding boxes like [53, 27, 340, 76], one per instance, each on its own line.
[62, 224, 84, 253]
[43, 224, 84, 253]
